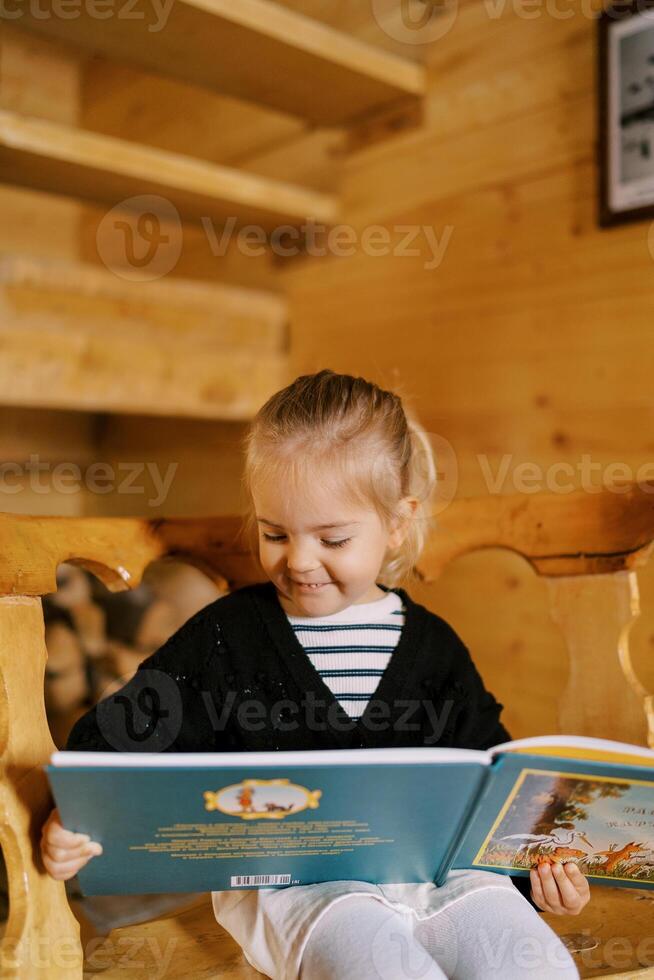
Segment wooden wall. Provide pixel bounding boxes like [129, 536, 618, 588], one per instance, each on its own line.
[276, 0, 654, 738]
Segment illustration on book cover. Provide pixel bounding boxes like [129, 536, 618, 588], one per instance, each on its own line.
[203, 778, 323, 821]
[473, 768, 654, 883]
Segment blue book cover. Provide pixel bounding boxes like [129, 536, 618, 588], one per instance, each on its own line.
[45, 737, 654, 896]
[45, 746, 488, 895]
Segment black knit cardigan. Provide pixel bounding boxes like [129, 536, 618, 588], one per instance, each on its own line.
[65, 580, 535, 905]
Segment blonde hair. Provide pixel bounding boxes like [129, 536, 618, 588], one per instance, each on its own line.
[240, 369, 437, 587]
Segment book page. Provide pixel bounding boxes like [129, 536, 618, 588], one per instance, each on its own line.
[454, 752, 654, 888]
[51, 746, 491, 768]
[491, 735, 654, 768]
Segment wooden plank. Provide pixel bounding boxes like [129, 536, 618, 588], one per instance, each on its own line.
[258, 0, 426, 60]
[0, 27, 84, 261]
[0, 23, 80, 125]
[11, 0, 426, 127]
[81, 57, 307, 169]
[82, 896, 263, 978]
[542, 885, 654, 977]
[419, 483, 654, 580]
[0, 110, 338, 229]
[0, 253, 290, 420]
[0, 513, 259, 594]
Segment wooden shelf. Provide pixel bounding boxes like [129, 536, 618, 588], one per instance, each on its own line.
[0, 253, 289, 420]
[11, 0, 426, 127]
[0, 110, 338, 228]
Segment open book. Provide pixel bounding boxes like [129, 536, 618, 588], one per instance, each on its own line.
[46, 735, 654, 896]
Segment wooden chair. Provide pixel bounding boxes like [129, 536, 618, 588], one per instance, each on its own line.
[2, 483, 654, 979]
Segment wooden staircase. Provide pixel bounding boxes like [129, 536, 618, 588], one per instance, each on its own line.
[0, 0, 426, 231]
[0, 253, 289, 419]
[0, 1, 426, 421]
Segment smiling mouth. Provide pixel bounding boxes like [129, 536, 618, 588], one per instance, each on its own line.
[291, 580, 331, 589]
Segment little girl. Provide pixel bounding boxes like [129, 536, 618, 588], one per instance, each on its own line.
[41, 370, 589, 980]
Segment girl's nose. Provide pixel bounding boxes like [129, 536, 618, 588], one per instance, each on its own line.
[286, 542, 320, 574]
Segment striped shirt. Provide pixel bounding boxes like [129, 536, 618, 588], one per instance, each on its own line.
[286, 590, 405, 720]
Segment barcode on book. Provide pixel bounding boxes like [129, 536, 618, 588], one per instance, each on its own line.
[231, 874, 292, 886]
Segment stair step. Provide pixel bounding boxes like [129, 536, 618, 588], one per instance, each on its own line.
[0, 253, 289, 419]
[0, 110, 338, 228]
[10, 0, 426, 127]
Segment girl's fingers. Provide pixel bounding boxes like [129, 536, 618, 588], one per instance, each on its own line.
[42, 808, 94, 848]
[550, 863, 582, 908]
[42, 845, 102, 878]
[42, 835, 91, 857]
[534, 864, 564, 912]
[529, 868, 547, 909]
[43, 841, 102, 864]
[40, 808, 103, 882]
[562, 862, 590, 898]
[530, 862, 589, 914]
[43, 822, 90, 848]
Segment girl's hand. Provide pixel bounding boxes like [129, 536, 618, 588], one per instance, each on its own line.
[40, 807, 103, 881]
[529, 861, 590, 915]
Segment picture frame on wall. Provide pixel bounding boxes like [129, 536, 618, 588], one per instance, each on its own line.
[598, 0, 654, 226]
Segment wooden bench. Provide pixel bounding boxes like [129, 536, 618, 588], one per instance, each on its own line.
[2, 482, 654, 979]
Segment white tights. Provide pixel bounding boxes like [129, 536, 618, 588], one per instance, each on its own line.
[298, 889, 580, 980]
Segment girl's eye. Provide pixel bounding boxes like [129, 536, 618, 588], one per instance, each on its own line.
[261, 534, 350, 549]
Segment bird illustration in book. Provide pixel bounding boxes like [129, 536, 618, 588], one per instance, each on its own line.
[500, 828, 594, 858]
[474, 770, 654, 882]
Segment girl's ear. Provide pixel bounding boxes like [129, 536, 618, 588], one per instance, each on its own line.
[387, 497, 419, 549]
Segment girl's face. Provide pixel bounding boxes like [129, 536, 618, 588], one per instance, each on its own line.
[252, 474, 410, 617]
